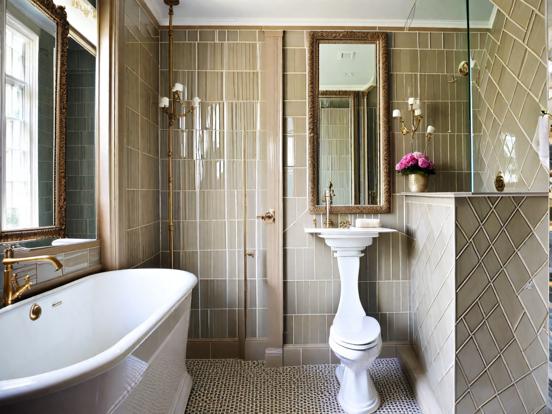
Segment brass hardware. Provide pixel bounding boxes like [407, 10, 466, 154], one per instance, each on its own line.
[2, 246, 63, 306]
[29, 304, 42, 321]
[245, 251, 255, 258]
[494, 171, 505, 192]
[339, 220, 352, 229]
[458, 61, 469, 77]
[256, 209, 276, 223]
[312, 216, 317, 228]
[324, 182, 335, 228]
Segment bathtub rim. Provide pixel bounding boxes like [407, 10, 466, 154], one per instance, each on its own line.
[0, 268, 197, 405]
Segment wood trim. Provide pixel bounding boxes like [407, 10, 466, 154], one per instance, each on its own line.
[97, 0, 123, 269]
[308, 31, 391, 214]
[261, 29, 284, 366]
[68, 27, 96, 56]
[1, 0, 69, 242]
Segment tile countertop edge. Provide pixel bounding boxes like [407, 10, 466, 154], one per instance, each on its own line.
[398, 192, 548, 198]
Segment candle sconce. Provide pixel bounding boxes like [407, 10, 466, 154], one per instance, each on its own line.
[392, 97, 435, 142]
[159, 83, 201, 129]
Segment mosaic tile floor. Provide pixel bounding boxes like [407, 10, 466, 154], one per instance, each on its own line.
[185, 358, 421, 413]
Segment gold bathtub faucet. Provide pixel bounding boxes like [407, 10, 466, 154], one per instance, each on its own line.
[2, 246, 63, 306]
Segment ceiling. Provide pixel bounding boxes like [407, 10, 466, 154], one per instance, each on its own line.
[319, 44, 376, 91]
[146, 0, 495, 28]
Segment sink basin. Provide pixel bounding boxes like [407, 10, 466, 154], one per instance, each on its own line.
[304, 227, 395, 250]
[305, 226, 397, 321]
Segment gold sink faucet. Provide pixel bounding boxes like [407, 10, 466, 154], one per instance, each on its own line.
[324, 181, 335, 228]
[2, 246, 63, 306]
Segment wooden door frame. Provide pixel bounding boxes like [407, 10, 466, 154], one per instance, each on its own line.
[261, 30, 285, 367]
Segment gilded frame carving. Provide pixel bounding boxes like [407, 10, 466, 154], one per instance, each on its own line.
[308, 31, 390, 214]
[1, 0, 69, 242]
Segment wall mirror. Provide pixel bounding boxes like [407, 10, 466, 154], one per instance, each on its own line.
[308, 31, 390, 214]
[0, 0, 69, 241]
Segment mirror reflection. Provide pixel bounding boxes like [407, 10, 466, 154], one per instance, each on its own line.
[3, 0, 57, 230]
[317, 43, 380, 206]
[65, 37, 96, 239]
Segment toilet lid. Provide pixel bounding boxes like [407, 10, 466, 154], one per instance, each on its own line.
[330, 316, 381, 348]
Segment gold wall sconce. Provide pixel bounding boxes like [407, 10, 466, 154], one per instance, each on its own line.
[159, 86, 201, 128]
[392, 98, 435, 142]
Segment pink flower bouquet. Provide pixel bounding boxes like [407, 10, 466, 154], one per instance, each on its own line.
[395, 152, 435, 175]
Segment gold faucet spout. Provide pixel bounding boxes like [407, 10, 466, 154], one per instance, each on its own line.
[3, 255, 63, 271]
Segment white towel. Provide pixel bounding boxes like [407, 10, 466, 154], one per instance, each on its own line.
[532, 115, 550, 169]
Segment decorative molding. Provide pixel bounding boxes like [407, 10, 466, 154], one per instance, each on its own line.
[0, 0, 69, 242]
[308, 31, 390, 214]
[153, 18, 494, 29]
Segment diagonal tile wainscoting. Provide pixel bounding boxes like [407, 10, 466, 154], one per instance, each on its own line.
[471, 0, 548, 192]
[406, 194, 548, 414]
[455, 196, 548, 414]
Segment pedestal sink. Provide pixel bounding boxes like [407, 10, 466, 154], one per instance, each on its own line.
[305, 226, 396, 414]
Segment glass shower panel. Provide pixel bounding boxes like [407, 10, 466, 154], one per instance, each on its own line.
[468, 0, 549, 193]
[160, 29, 267, 356]
[400, 0, 472, 192]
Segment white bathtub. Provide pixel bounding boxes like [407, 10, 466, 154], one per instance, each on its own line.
[0, 268, 197, 414]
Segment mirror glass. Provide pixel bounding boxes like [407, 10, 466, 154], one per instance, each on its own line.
[310, 33, 389, 214]
[65, 37, 96, 239]
[2, 0, 57, 231]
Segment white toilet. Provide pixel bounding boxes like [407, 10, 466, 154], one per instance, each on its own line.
[304, 227, 395, 414]
[329, 315, 382, 414]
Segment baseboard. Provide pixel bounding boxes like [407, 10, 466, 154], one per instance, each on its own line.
[186, 338, 268, 360]
[282, 342, 410, 366]
[398, 346, 442, 414]
[264, 347, 283, 367]
[245, 338, 267, 360]
[186, 339, 240, 359]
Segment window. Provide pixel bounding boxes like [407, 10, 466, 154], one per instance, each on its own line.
[2, 15, 39, 230]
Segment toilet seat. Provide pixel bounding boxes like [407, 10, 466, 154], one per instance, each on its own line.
[330, 316, 381, 351]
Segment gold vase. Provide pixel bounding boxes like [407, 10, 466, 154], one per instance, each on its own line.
[408, 173, 429, 192]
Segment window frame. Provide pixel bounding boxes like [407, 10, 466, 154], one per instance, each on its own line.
[2, 13, 40, 231]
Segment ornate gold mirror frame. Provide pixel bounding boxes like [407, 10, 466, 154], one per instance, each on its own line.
[0, 0, 69, 242]
[308, 31, 390, 214]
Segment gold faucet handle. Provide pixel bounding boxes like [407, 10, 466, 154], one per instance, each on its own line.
[14, 274, 31, 289]
[2, 245, 16, 259]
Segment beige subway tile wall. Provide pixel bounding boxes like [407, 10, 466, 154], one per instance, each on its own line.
[319, 105, 353, 204]
[160, 27, 476, 352]
[159, 29, 268, 341]
[283, 28, 472, 354]
[472, 0, 548, 192]
[123, 0, 161, 268]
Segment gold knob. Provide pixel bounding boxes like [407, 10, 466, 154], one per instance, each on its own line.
[29, 304, 42, 321]
[494, 172, 505, 192]
[256, 209, 275, 223]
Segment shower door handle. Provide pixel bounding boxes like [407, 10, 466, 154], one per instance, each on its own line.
[256, 209, 275, 223]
